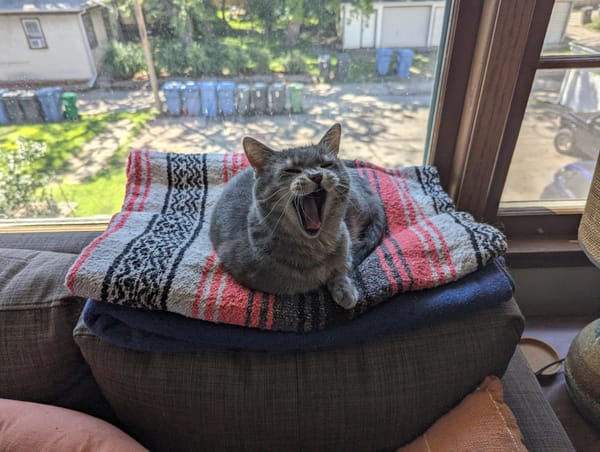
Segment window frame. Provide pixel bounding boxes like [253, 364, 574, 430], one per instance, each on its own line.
[3, 0, 595, 271]
[429, 0, 593, 268]
[81, 12, 98, 49]
[20, 17, 48, 50]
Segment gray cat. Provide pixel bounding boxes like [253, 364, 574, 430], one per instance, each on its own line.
[209, 123, 385, 309]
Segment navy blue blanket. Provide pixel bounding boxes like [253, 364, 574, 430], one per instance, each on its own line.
[82, 259, 514, 352]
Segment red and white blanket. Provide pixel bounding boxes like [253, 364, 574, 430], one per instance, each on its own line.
[66, 150, 507, 332]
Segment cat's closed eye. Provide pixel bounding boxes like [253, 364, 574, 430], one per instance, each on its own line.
[320, 162, 335, 168]
[284, 168, 302, 174]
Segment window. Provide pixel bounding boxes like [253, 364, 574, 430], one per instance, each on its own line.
[102, 9, 114, 40]
[82, 13, 98, 49]
[0, 0, 591, 269]
[21, 18, 47, 49]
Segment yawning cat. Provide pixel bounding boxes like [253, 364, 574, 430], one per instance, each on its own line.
[209, 123, 385, 309]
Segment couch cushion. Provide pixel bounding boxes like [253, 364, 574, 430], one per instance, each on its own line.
[74, 297, 524, 451]
[0, 398, 147, 452]
[0, 248, 115, 422]
[398, 376, 527, 451]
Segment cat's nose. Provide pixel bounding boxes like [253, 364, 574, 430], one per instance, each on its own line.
[310, 173, 322, 184]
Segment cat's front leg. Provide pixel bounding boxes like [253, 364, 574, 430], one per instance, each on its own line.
[328, 275, 359, 310]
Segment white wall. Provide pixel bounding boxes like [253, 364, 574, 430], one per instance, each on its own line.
[0, 14, 93, 83]
[342, 1, 445, 50]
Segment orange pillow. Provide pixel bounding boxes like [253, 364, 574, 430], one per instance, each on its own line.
[0, 398, 148, 452]
[398, 376, 527, 452]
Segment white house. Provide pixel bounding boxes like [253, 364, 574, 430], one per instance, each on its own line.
[341, 0, 573, 50]
[0, 0, 116, 87]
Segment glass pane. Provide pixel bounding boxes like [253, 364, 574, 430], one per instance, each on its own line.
[542, 2, 600, 56]
[1, 2, 449, 225]
[501, 68, 598, 203]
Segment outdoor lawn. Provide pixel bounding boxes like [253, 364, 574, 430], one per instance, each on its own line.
[0, 109, 156, 219]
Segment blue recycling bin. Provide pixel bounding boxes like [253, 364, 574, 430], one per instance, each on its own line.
[0, 89, 9, 125]
[375, 48, 393, 75]
[217, 81, 235, 116]
[163, 81, 183, 116]
[396, 48, 414, 78]
[182, 81, 201, 116]
[35, 86, 63, 122]
[201, 81, 217, 117]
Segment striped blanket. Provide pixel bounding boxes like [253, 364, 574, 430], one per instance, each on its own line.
[66, 150, 507, 333]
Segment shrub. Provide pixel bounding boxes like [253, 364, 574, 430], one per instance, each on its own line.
[103, 40, 146, 79]
[246, 47, 271, 73]
[0, 138, 58, 218]
[152, 39, 188, 76]
[186, 42, 210, 77]
[282, 49, 308, 74]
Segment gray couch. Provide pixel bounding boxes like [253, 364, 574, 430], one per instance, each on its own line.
[0, 232, 575, 451]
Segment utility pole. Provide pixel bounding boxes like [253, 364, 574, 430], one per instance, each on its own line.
[133, 0, 162, 112]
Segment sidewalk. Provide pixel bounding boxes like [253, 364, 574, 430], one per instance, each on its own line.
[77, 78, 435, 168]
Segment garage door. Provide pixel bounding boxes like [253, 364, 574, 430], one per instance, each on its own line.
[380, 6, 430, 48]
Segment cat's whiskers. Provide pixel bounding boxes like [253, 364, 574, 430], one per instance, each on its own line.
[255, 187, 287, 203]
[257, 191, 291, 225]
[266, 192, 294, 238]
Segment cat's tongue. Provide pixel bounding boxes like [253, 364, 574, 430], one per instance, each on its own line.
[303, 196, 321, 231]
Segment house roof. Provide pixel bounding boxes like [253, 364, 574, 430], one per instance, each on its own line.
[0, 0, 102, 13]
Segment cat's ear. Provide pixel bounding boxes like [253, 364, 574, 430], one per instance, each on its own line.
[319, 123, 342, 156]
[243, 137, 275, 174]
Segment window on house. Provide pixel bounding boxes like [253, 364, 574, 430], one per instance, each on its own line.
[21, 18, 47, 49]
[82, 13, 98, 49]
[102, 9, 114, 40]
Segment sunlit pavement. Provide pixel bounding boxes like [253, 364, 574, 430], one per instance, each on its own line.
[75, 76, 580, 202]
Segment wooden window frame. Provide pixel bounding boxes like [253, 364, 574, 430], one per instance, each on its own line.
[20, 17, 48, 50]
[429, 0, 595, 268]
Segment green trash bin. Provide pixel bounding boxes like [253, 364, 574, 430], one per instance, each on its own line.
[288, 83, 304, 113]
[60, 92, 79, 120]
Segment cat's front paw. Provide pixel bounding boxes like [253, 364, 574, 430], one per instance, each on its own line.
[328, 277, 359, 310]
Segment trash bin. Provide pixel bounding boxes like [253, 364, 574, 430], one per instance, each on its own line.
[269, 82, 286, 114]
[251, 82, 268, 114]
[375, 48, 393, 76]
[217, 81, 236, 116]
[288, 82, 304, 113]
[336, 53, 350, 81]
[0, 89, 9, 125]
[60, 92, 79, 121]
[581, 6, 593, 25]
[36, 86, 63, 122]
[182, 81, 201, 117]
[2, 91, 26, 124]
[201, 81, 217, 118]
[396, 48, 414, 78]
[18, 90, 44, 123]
[318, 54, 331, 81]
[236, 83, 251, 115]
[162, 81, 183, 116]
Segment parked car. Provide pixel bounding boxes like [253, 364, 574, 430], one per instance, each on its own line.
[540, 160, 595, 200]
[553, 111, 600, 160]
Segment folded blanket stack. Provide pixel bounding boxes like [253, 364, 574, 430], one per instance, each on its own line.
[67, 150, 508, 334]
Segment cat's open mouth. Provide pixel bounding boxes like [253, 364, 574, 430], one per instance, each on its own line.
[294, 189, 327, 236]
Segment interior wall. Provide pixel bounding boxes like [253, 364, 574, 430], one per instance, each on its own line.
[510, 266, 600, 316]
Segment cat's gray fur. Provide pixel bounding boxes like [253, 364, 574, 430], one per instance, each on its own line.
[209, 123, 385, 309]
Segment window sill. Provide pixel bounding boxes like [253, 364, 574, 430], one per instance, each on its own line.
[506, 236, 591, 268]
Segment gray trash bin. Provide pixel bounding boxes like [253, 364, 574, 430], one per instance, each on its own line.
[0, 89, 9, 125]
[269, 82, 286, 114]
[318, 54, 331, 81]
[36, 86, 63, 122]
[162, 81, 183, 116]
[19, 90, 44, 123]
[182, 81, 201, 116]
[582, 6, 593, 25]
[2, 91, 26, 124]
[251, 82, 268, 114]
[236, 83, 251, 115]
[336, 53, 350, 81]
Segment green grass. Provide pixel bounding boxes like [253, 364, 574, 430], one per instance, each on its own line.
[0, 109, 157, 218]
